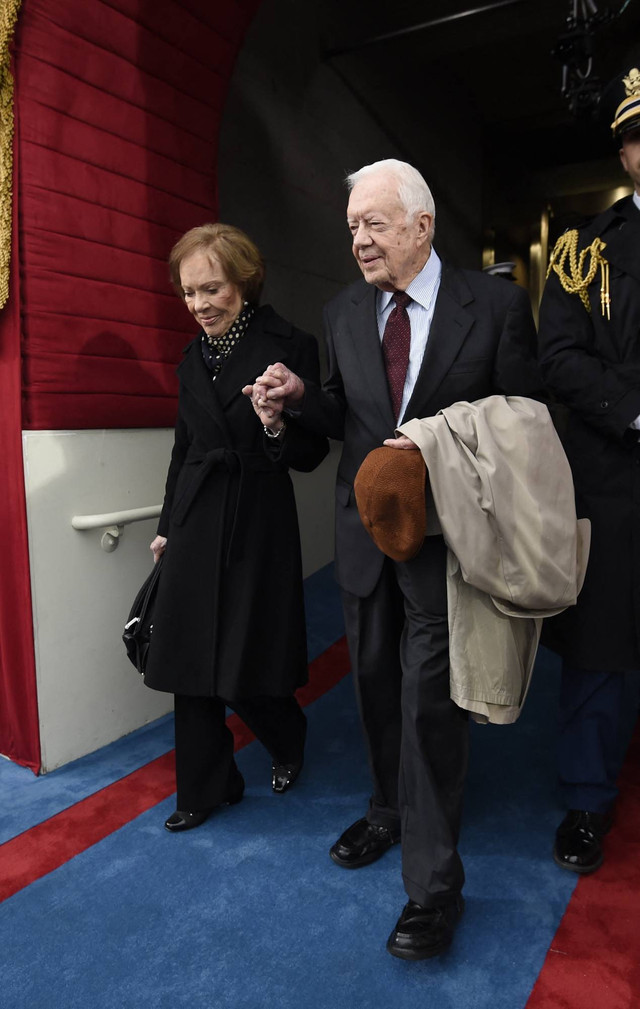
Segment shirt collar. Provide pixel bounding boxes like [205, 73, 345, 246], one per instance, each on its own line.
[633, 191, 640, 213]
[378, 248, 442, 312]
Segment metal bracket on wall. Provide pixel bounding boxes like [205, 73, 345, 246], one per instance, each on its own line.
[100, 525, 124, 553]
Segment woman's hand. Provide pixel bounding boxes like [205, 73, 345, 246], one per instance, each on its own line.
[150, 535, 167, 564]
[242, 381, 286, 433]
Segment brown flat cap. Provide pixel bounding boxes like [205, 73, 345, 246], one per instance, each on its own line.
[354, 446, 427, 562]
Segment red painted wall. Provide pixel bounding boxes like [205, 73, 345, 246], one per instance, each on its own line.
[17, 0, 261, 430]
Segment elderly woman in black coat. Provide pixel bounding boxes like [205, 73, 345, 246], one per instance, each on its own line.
[145, 223, 328, 832]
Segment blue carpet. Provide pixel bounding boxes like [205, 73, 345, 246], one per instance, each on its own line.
[3, 652, 577, 1009]
[0, 715, 175, 845]
[0, 564, 345, 844]
[2, 565, 636, 1008]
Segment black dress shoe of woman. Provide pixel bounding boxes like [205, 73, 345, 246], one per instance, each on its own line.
[271, 758, 303, 794]
[164, 808, 213, 832]
[164, 778, 244, 832]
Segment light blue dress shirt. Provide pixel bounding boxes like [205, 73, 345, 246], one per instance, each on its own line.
[376, 248, 442, 421]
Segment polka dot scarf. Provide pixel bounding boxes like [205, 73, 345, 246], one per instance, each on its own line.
[200, 303, 255, 380]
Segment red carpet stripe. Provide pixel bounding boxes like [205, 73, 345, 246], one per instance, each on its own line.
[525, 724, 640, 1009]
[0, 637, 350, 903]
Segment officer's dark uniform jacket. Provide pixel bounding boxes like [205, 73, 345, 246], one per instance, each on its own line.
[538, 195, 640, 669]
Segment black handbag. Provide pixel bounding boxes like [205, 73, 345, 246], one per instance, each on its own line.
[122, 556, 164, 675]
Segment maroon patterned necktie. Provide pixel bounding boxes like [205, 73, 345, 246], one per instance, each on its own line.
[382, 291, 412, 421]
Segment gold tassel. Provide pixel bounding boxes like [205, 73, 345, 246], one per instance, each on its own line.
[0, 0, 23, 310]
[601, 259, 610, 320]
[547, 230, 611, 319]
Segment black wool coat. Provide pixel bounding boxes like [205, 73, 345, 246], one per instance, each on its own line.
[144, 305, 329, 699]
[538, 196, 640, 670]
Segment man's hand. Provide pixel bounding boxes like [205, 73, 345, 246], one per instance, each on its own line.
[242, 363, 305, 408]
[383, 436, 419, 450]
[150, 535, 167, 564]
[242, 380, 286, 432]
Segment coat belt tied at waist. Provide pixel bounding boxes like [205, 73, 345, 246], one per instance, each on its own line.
[171, 448, 285, 565]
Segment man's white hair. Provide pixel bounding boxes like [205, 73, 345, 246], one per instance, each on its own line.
[346, 159, 436, 237]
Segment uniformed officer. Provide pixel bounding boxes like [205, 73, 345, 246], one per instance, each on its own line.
[537, 67, 640, 874]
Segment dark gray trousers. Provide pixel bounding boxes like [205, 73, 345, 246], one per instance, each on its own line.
[342, 535, 468, 907]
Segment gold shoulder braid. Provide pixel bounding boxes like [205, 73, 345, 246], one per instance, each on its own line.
[547, 230, 611, 320]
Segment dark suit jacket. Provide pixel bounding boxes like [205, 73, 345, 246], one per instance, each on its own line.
[299, 261, 542, 597]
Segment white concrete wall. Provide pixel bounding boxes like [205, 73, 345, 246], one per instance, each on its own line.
[23, 429, 175, 772]
[22, 429, 338, 772]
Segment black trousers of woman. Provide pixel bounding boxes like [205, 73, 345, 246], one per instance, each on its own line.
[173, 693, 307, 811]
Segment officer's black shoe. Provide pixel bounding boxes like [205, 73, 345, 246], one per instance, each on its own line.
[553, 808, 613, 874]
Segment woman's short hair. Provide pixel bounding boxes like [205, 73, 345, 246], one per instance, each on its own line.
[169, 223, 265, 303]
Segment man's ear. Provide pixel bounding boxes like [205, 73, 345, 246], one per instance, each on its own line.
[620, 146, 629, 174]
[416, 212, 433, 246]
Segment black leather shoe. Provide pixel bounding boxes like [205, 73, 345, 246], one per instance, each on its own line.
[387, 896, 465, 961]
[272, 758, 303, 794]
[330, 817, 401, 868]
[164, 777, 244, 832]
[553, 809, 613, 874]
[164, 808, 213, 832]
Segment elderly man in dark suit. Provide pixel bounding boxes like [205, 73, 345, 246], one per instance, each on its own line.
[247, 159, 541, 960]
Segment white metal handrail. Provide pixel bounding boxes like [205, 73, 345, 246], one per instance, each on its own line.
[71, 505, 162, 552]
[71, 506, 162, 531]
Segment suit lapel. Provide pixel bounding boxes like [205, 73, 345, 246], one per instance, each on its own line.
[177, 311, 295, 444]
[177, 338, 232, 441]
[346, 284, 396, 429]
[401, 263, 475, 423]
[214, 308, 294, 412]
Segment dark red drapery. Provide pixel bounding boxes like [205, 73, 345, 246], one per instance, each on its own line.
[0, 114, 40, 772]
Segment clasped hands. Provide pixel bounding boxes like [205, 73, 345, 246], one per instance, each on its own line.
[241, 363, 304, 433]
[242, 363, 417, 450]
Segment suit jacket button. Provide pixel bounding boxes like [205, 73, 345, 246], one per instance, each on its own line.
[600, 400, 609, 409]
